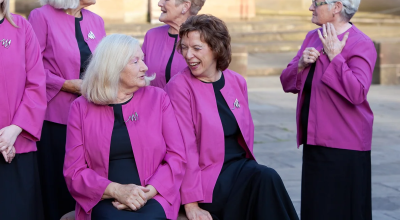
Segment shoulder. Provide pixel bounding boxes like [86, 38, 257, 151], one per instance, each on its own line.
[82, 9, 104, 24]
[349, 25, 374, 44]
[70, 96, 91, 111]
[30, 4, 54, 16]
[166, 67, 191, 90]
[10, 13, 29, 27]
[145, 25, 169, 38]
[224, 69, 247, 86]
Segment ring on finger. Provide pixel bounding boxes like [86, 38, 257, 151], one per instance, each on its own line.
[323, 34, 327, 38]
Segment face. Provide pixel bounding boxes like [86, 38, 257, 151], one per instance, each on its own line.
[309, 0, 334, 26]
[181, 31, 217, 79]
[119, 49, 148, 91]
[158, 0, 185, 23]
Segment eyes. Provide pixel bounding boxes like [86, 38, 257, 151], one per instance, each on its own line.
[181, 45, 201, 51]
[132, 57, 145, 64]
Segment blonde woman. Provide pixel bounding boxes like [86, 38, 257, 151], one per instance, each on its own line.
[28, 0, 106, 219]
[63, 34, 186, 220]
[0, 0, 47, 219]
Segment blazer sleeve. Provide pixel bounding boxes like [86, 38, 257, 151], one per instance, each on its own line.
[29, 10, 66, 102]
[63, 101, 112, 214]
[280, 32, 312, 94]
[12, 22, 47, 142]
[165, 81, 204, 204]
[321, 38, 377, 105]
[146, 93, 187, 205]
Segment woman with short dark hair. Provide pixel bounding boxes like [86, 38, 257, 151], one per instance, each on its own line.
[166, 14, 299, 220]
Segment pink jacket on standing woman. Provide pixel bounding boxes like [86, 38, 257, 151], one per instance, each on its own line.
[63, 87, 186, 220]
[0, 14, 46, 154]
[280, 25, 377, 151]
[165, 67, 255, 205]
[28, 4, 106, 125]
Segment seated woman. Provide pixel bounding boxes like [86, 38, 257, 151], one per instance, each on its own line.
[165, 15, 299, 220]
[63, 34, 186, 220]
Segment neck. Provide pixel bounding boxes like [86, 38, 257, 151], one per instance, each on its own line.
[331, 20, 352, 35]
[167, 14, 190, 35]
[65, 5, 86, 18]
[196, 69, 221, 83]
[114, 88, 138, 104]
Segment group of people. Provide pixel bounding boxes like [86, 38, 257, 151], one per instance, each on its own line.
[0, 0, 376, 219]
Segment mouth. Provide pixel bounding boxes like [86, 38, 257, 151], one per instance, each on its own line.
[188, 62, 200, 70]
[161, 8, 167, 13]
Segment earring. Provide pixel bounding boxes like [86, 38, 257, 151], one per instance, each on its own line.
[182, 10, 186, 14]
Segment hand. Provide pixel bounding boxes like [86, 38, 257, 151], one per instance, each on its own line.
[60, 211, 75, 220]
[318, 23, 349, 61]
[61, 79, 83, 95]
[185, 202, 212, 220]
[298, 47, 320, 73]
[1, 146, 16, 163]
[0, 125, 22, 162]
[112, 200, 133, 211]
[112, 183, 150, 211]
[144, 185, 158, 200]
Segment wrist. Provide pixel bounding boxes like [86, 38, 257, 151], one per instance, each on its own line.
[185, 202, 199, 209]
[10, 125, 23, 135]
[108, 182, 120, 198]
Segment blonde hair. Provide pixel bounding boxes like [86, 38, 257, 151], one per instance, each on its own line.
[81, 34, 155, 105]
[176, 0, 205, 15]
[39, 0, 79, 9]
[1, 0, 18, 27]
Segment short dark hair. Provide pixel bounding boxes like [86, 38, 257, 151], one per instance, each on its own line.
[178, 14, 231, 71]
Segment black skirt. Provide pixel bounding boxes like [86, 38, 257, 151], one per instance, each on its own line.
[0, 151, 44, 220]
[199, 158, 299, 220]
[301, 144, 372, 220]
[36, 120, 76, 220]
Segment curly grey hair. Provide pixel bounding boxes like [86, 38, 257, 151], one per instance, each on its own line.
[39, 0, 79, 9]
[176, 0, 206, 15]
[326, 0, 360, 21]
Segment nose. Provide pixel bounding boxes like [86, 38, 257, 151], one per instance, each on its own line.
[185, 48, 194, 60]
[140, 61, 148, 72]
[309, 3, 315, 11]
[158, 0, 164, 7]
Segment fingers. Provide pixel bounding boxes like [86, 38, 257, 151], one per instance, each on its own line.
[323, 24, 327, 38]
[329, 23, 337, 36]
[341, 32, 350, 47]
[137, 186, 148, 201]
[317, 29, 324, 42]
[1, 150, 8, 163]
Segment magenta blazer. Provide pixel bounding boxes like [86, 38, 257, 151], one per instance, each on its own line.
[29, 5, 106, 125]
[165, 67, 255, 204]
[0, 14, 46, 154]
[280, 25, 377, 151]
[142, 25, 187, 89]
[63, 87, 186, 220]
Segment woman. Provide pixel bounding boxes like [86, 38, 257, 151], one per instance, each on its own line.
[28, 0, 106, 219]
[166, 15, 299, 220]
[0, 0, 47, 219]
[280, 0, 376, 219]
[142, 0, 205, 89]
[64, 34, 186, 220]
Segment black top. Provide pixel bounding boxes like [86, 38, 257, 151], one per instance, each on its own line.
[208, 73, 247, 170]
[75, 15, 92, 79]
[165, 32, 178, 83]
[108, 98, 141, 185]
[0, 18, 4, 25]
[300, 63, 316, 145]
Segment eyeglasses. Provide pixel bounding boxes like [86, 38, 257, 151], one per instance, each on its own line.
[312, 1, 347, 8]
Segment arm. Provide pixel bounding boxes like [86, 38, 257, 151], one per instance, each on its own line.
[165, 82, 204, 204]
[321, 39, 377, 105]
[145, 93, 187, 204]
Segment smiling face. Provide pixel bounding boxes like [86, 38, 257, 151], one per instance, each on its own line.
[309, 0, 334, 26]
[180, 31, 218, 79]
[158, 0, 185, 24]
[119, 49, 148, 91]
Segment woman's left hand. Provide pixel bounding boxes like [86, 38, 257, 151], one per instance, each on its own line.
[112, 185, 158, 211]
[318, 23, 350, 61]
[0, 125, 22, 160]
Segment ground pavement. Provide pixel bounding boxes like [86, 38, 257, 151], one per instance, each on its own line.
[247, 76, 400, 219]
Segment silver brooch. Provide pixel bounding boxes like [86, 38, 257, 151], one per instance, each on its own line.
[88, 31, 95, 40]
[125, 112, 139, 122]
[1, 39, 11, 48]
[231, 99, 240, 110]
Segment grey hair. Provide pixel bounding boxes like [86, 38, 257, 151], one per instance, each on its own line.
[326, 0, 360, 21]
[176, 0, 206, 15]
[81, 34, 155, 105]
[1, 0, 18, 27]
[39, 0, 79, 9]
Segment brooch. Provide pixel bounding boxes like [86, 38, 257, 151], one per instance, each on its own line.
[231, 99, 241, 110]
[1, 39, 11, 48]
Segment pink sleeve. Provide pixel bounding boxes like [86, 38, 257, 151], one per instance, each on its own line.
[321, 39, 377, 105]
[12, 22, 47, 142]
[165, 81, 204, 204]
[28, 10, 65, 102]
[63, 101, 112, 214]
[146, 93, 187, 205]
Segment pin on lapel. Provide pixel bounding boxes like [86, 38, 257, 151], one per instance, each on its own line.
[126, 112, 139, 123]
[1, 39, 11, 48]
[231, 99, 241, 110]
[87, 31, 95, 40]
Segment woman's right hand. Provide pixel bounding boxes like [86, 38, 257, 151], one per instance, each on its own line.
[298, 47, 320, 73]
[61, 79, 83, 95]
[185, 202, 213, 220]
[110, 183, 150, 211]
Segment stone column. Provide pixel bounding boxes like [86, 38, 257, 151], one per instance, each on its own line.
[374, 39, 400, 85]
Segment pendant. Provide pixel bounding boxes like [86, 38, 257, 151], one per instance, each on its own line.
[231, 99, 241, 110]
[1, 39, 11, 48]
[126, 112, 139, 122]
[88, 31, 95, 40]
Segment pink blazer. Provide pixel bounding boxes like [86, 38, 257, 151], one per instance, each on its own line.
[280, 25, 377, 151]
[165, 68, 255, 204]
[0, 14, 46, 154]
[29, 5, 106, 125]
[63, 87, 186, 220]
[142, 25, 187, 89]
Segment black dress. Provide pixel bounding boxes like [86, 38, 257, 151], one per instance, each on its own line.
[91, 99, 166, 220]
[36, 15, 93, 220]
[300, 64, 372, 220]
[165, 32, 178, 83]
[198, 73, 299, 220]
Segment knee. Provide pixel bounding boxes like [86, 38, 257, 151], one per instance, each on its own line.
[258, 166, 282, 183]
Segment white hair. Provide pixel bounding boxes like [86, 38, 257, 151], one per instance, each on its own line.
[39, 0, 79, 9]
[81, 34, 155, 105]
[1, 0, 18, 27]
[176, 0, 205, 15]
[326, 0, 360, 21]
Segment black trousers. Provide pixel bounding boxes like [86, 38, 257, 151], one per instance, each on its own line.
[199, 159, 299, 220]
[0, 151, 44, 220]
[301, 145, 372, 220]
[36, 121, 76, 220]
